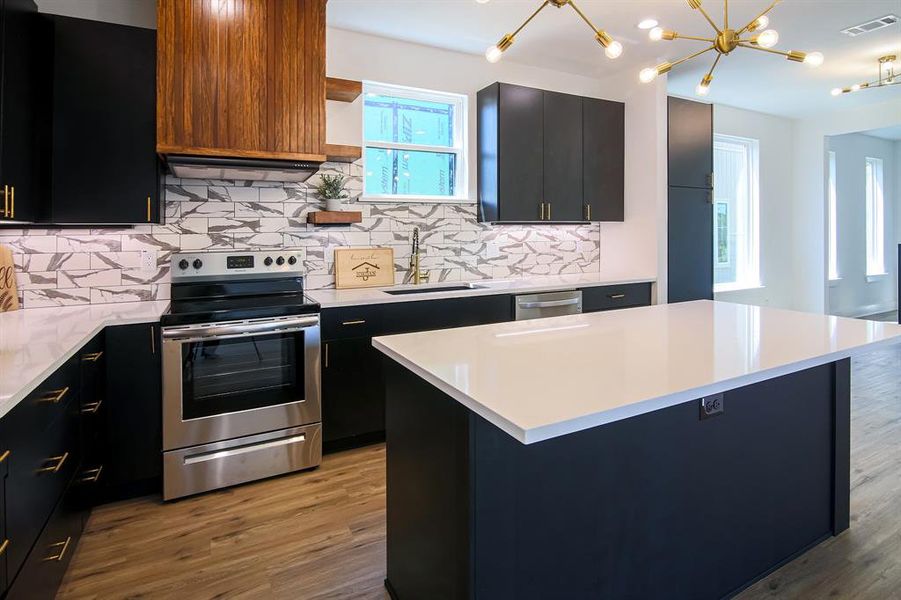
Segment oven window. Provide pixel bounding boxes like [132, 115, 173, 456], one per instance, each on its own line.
[181, 332, 305, 420]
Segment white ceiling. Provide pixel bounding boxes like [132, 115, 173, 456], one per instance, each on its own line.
[328, 0, 901, 118]
[865, 124, 901, 140]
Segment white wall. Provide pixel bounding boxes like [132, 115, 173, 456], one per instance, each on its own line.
[326, 27, 667, 295]
[791, 97, 901, 313]
[825, 134, 898, 317]
[712, 105, 796, 309]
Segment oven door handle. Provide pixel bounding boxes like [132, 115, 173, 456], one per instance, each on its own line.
[162, 316, 320, 342]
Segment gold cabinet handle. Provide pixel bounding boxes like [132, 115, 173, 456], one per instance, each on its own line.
[585, 203, 591, 221]
[540, 202, 545, 220]
[81, 400, 103, 414]
[547, 202, 551, 221]
[0, 449, 9, 463]
[43, 537, 72, 562]
[2, 185, 7, 218]
[38, 387, 70, 404]
[150, 325, 156, 354]
[0, 539, 9, 557]
[146, 196, 151, 222]
[79, 465, 104, 483]
[324, 343, 329, 368]
[82, 351, 104, 362]
[9, 186, 13, 219]
[341, 319, 366, 326]
[37, 452, 69, 474]
[608, 293, 626, 300]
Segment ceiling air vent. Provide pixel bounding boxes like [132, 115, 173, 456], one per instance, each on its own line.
[841, 14, 898, 37]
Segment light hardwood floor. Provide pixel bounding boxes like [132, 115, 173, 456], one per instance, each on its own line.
[60, 344, 901, 599]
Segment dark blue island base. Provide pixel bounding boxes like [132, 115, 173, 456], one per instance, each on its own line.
[383, 359, 851, 600]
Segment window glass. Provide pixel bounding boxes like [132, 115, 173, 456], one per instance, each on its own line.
[713, 135, 760, 292]
[865, 157, 885, 276]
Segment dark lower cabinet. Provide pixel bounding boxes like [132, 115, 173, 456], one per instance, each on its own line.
[0, 0, 42, 223]
[322, 337, 386, 451]
[43, 16, 161, 224]
[581, 283, 652, 312]
[77, 333, 107, 507]
[0, 447, 8, 593]
[668, 187, 714, 303]
[103, 323, 162, 498]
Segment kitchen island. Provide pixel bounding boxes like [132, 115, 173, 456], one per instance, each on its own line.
[373, 301, 901, 600]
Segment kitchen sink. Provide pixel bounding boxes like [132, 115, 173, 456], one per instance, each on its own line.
[384, 283, 486, 295]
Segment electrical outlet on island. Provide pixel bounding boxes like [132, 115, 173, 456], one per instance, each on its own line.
[140, 249, 157, 272]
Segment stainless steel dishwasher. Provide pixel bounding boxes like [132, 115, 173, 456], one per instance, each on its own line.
[514, 290, 583, 320]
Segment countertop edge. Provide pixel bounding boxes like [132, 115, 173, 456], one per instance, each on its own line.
[374, 324, 901, 445]
[308, 276, 657, 309]
[0, 308, 167, 421]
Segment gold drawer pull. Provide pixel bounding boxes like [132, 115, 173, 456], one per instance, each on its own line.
[341, 319, 366, 326]
[146, 196, 151, 222]
[38, 387, 69, 404]
[2, 185, 7, 217]
[80, 465, 104, 483]
[81, 400, 103, 414]
[43, 536, 72, 562]
[82, 351, 104, 362]
[0, 539, 9, 556]
[37, 452, 69, 474]
[0, 449, 9, 464]
[608, 293, 626, 300]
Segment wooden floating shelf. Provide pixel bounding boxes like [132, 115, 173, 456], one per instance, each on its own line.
[326, 77, 362, 103]
[325, 143, 362, 163]
[307, 210, 363, 225]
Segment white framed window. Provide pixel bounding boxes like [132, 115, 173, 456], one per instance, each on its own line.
[827, 151, 840, 281]
[713, 134, 760, 292]
[361, 81, 469, 203]
[865, 156, 886, 278]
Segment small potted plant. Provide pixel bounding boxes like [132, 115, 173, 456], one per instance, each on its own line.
[315, 173, 349, 212]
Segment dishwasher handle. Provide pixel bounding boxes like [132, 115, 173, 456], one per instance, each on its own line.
[517, 298, 582, 309]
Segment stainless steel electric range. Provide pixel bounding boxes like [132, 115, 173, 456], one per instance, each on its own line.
[160, 251, 321, 500]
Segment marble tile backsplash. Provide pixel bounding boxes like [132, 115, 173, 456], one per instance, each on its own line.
[1, 162, 601, 309]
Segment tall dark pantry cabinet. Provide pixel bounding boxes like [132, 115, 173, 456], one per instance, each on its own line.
[667, 97, 714, 302]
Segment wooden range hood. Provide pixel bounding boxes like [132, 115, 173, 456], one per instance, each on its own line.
[156, 0, 327, 181]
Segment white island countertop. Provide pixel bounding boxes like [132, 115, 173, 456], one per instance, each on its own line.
[373, 301, 901, 444]
[306, 272, 655, 308]
[0, 301, 170, 419]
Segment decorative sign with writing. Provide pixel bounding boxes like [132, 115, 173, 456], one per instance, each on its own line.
[335, 247, 395, 289]
[0, 244, 19, 312]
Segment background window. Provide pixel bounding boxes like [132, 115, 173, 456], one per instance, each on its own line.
[865, 156, 885, 277]
[362, 82, 468, 202]
[713, 134, 760, 292]
[827, 151, 839, 281]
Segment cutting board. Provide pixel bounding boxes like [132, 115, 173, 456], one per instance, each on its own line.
[0, 244, 19, 312]
[334, 247, 395, 289]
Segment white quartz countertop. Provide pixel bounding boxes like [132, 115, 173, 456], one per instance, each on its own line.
[0, 301, 170, 419]
[373, 301, 901, 444]
[305, 272, 656, 308]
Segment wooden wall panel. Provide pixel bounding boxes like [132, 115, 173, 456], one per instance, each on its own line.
[157, 0, 326, 161]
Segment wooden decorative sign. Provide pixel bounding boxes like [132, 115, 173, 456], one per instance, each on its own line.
[334, 247, 395, 289]
[0, 244, 19, 312]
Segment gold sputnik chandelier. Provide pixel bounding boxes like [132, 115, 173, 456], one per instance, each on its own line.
[832, 55, 898, 96]
[484, 0, 622, 64]
[638, 0, 824, 95]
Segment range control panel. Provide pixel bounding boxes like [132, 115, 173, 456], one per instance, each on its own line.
[171, 251, 303, 280]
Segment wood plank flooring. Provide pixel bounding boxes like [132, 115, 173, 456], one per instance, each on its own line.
[60, 343, 901, 599]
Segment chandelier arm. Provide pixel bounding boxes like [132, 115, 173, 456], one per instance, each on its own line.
[706, 52, 723, 78]
[671, 45, 717, 70]
[511, 0, 552, 38]
[675, 34, 717, 42]
[694, 4, 722, 35]
[737, 42, 789, 58]
[567, 0, 603, 35]
[724, 0, 729, 30]
[737, 0, 780, 35]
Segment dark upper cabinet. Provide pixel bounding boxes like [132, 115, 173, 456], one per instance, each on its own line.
[668, 186, 713, 302]
[668, 96, 713, 189]
[479, 83, 544, 222]
[543, 91, 583, 222]
[583, 97, 625, 222]
[43, 16, 161, 224]
[0, 0, 41, 223]
[478, 82, 624, 224]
